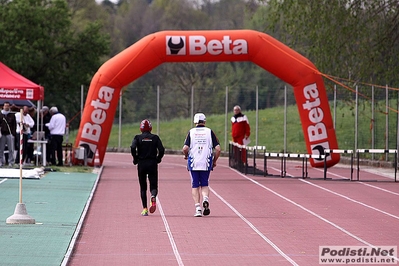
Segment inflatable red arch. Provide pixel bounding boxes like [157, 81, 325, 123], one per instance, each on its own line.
[74, 29, 340, 168]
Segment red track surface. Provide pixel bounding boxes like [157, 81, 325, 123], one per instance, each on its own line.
[69, 153, 399, 266]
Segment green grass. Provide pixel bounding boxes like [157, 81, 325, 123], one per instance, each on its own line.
[51, 165, 94, 173]
[68, 100, 399, 161]
[102, 106, 309, 152]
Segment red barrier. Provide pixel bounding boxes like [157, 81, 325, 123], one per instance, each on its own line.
[74, 30, 339, 168]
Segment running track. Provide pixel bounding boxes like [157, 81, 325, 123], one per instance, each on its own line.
[69, 153, 399, 265]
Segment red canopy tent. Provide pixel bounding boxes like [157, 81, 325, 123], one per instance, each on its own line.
[0, 62, 45, 161]
[0, 62, 44, 100]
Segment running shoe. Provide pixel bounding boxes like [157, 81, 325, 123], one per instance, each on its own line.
[141, 208, 148, 216]
[202, 200, 210, 216]
[194, 208, 202, 217]
[149, 196, 156, 213]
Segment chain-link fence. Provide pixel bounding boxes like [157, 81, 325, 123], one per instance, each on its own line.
[114, 81, 399, 162]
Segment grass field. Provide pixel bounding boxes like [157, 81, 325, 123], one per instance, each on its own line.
[68, 100, 399, 163]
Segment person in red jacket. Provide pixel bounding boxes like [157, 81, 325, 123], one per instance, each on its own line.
[231, 105, 251, 163]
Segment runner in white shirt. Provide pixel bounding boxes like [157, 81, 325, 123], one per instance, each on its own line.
[182, 113, 221, 217]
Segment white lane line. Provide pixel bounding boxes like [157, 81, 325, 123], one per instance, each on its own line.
[234, 168, 399, 262]
[273, 166, 399, 219]
[0, 178, 8, 184]
[210, 187, 299, 266]
[179, 162, 298, 264]
[312, 167, 399, 196]
[357, 182, 399, 196]
[157, 197, 184, 266]
[61, 167, 104, 266]
[299, 178, 399, 220]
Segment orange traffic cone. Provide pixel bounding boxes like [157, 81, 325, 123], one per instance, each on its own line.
[94, 149, 101, 167]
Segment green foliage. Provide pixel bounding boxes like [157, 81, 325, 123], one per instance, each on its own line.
[2, 0, 398, 141]
[261, 0, 399, 85]
[111, 0, 286, 123]
[0, 0, 110, 129]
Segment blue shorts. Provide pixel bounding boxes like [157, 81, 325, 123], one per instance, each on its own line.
[190, 170, 210, 188]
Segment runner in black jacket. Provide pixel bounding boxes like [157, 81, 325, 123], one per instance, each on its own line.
[130, 119, 165, 216]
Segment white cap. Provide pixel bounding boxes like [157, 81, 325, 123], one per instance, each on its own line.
[50, 106, 58, 113]
[193, 113, 206, 124]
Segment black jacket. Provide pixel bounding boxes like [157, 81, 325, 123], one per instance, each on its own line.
[0, 111, 16, 136]
[130, 131, 165, 164]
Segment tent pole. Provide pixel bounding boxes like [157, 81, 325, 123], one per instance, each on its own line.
[36, 100, 41, 166]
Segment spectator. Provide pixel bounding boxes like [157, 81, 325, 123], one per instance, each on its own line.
[15, 106, 34, 165]
[40, 106, 52, 163]
[0, 101, 17, 167]
[45, 106, 66, 166]
[182, 113, 221, 217]
[130, 119, 165, 216]
[231, 105, 251, 163]
[25, 107, 37, 164]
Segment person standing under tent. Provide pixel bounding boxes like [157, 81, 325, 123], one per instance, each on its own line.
[15, 106, 35, 165]
[0, 101, 17, 167]
[45, 106, 66, 166]
[39, 106, 52, 163]
[231, 105, 251, 164]
[25, 107, 37, 164]
[182, 113, 221, 217]
[130, 119, 165, 216]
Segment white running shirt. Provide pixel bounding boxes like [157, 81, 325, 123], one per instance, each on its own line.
[187, 126, 213, 171]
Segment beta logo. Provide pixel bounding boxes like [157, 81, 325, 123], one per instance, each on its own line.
[311, 141, 331, 162]
[78, 85, 115, 163]
[166, 36, 186, 55]
[166, 35, 248, 56]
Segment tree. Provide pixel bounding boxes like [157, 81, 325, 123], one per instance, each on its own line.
[113, 0, 267, 122]
[260, 0, 399, 86]
[0, 0, 110, 130]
